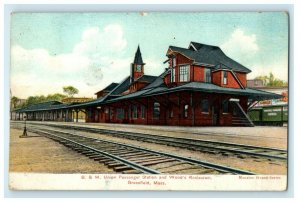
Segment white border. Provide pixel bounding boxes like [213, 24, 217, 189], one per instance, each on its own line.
[1, 1, 298, 200]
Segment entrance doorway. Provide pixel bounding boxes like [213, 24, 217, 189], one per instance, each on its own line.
[212, 102, 220, 126]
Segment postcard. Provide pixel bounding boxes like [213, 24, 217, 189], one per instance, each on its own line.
[9, 12, 288, 191]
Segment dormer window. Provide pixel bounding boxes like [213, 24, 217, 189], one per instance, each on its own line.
[205, 68, 211, 83]
[179, 65, 190, 82]
[223, 71, 228, 85]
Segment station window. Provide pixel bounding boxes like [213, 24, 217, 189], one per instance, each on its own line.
[184, 105, 189, 118]
[141, 105, 145, 119]
[179, 65, 190, 82]
[117, 108, 124, 119]
[222, 100, 229, 113]
[153, 102, 160, 119]
[201, 99, 209, 113]
[87, 110, 91, 119]
[205, 68, 211, 83]
[109, 108, 114, 120]
[95, 110, 99, 121]
[128, 107, 131, 119]
[169, 107, 173, 118]
[133, 106, 138, 119]
[223, 71, 228, 85]
[171, 68, 176, 82]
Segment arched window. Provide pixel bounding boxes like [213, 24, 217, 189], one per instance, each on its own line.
[153, 102, 160, 119]
[109, 108, 114, 120]
[184, 105, 189, 118]
[205, 68, 211, 83]
[133, 105, 138, 119]
[141, 105, 145, 119]
[169, 107, 173, 118]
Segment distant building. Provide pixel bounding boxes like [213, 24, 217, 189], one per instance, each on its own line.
[247, 79, 288, 106]
[247, 79, 265, 88]
[10, 98, 26, 120]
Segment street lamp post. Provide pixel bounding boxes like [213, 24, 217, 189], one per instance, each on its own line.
[20, 116, 28, 138]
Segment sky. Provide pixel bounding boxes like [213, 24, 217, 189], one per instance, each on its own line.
[10, 12, 289, 99]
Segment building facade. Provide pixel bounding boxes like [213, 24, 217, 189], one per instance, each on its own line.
[14, 42, 281, 126]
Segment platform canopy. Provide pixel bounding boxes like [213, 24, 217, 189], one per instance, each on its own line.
[104, 81, 282, 104]
[147, 82, 282, 100]
[13, 78, 282, 113]
[14, 101, 76, 113]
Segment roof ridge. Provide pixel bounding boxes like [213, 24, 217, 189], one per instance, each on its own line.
[169, 45, 191, 51]
[107, 76, 130, 95]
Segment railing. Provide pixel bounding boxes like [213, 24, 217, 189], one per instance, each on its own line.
[231, 101, 254, 126]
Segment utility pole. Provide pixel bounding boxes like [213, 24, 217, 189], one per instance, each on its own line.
[19, 116, 28, 138]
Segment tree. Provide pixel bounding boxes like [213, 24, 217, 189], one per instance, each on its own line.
[46, 93, 67, 101]
[11, 96, 20, 109]
[26, 95, 45, 106]
[255, 72, 287, 87]
[63, 86, 79, 97]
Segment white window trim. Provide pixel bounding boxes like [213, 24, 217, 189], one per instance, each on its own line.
[179, 65, 190, 82]
[171, 68, 176, 82]
[172, 57, 176, 67]
[223, 71, 228, 85]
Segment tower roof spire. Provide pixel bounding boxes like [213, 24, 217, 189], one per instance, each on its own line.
[133, 45, 144, 65]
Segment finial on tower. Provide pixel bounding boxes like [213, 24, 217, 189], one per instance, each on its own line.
[133, 45, 144, 65]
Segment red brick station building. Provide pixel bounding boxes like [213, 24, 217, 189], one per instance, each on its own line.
[14, 42, 281, 126]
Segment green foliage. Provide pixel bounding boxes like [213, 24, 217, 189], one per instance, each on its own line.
[46, 93, 67, 101]
[13, 86, 76, 109]
[18, 93, 67, 108]
[11, 96, 20, 108]
[255, 72, 288, 87]
[63, 86, 79, 97]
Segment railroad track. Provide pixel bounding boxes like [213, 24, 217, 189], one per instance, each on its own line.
[12, 124, 255, 175]
[16, 122, 287, 161]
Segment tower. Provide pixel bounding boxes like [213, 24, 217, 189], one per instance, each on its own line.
[130, 45, 145, 83]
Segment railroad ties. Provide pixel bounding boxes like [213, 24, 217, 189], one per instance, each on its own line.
[24, 122, 287, 161]
[11, 123, 255, 175]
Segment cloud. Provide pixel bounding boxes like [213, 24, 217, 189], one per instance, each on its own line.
[144, 58, 164, 76]
[11, 24, 129, 98]
[221, 28, 259, 59]
[221, 28, 288, 82]
[248, 59, 288, 82]
[11, 45, 90, 75]
[73, 25, 127, 58]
